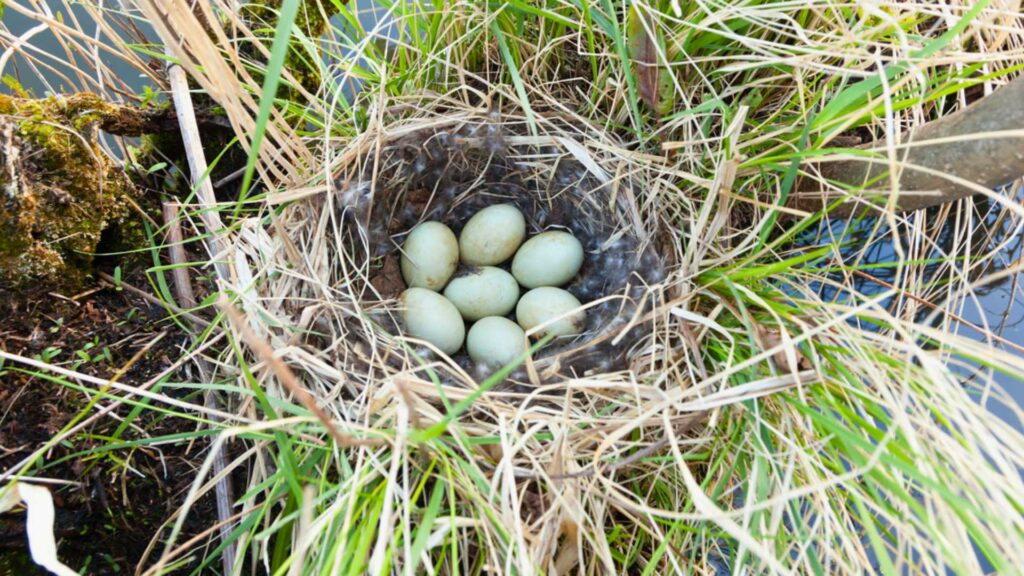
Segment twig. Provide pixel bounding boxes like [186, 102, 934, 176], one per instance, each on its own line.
[45, 292, 82, 307]
[166, 53, 236, 574]
[166, 54, 232, 283]
[219, 297, 386, 448]
[162, 202, 196, 309]
[212, 166, 246, 189]
[96, 272, 209, 329]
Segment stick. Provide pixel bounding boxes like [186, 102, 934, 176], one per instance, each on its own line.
[166, 55, 236, 575]
[161, 202, 236, 576]
[162, 202, 196, 309]
[96, 272, 209, 329]
[166, 55, 232, 283]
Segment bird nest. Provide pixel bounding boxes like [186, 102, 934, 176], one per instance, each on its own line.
[236, 104, 679, 412]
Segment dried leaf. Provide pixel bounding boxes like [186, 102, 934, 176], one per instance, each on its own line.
[628, 4, 675, 116]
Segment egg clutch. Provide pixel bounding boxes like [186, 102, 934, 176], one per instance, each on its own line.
[398, 203, 586, 367]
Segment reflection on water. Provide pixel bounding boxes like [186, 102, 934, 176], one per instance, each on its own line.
[799, 184, 1024, 426]
[323, 2, 401, 103]
[1, 0, 401, 116]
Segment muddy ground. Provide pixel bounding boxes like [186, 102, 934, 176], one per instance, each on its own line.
[0, 276, 221, 575]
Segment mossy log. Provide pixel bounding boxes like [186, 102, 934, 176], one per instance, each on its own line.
[0, 94, 142, 287]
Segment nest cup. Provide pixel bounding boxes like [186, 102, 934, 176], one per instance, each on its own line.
[330, 108, 669, 382]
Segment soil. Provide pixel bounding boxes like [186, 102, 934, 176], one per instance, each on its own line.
[0, 275, 220, 575]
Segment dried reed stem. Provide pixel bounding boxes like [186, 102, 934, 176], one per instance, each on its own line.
[161, 202, 236, 576]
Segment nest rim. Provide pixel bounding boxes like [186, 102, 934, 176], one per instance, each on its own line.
[246, 103, 687, 420]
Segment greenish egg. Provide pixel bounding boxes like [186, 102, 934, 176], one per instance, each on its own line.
[466, 317, 527, 366]
[443, 266, 519, 321]
[516, 287, 585, 338]
[399, 288, 465, 354]
[511, 231, 584, 288]
[400, 221, 459, 291]
[459, 204, 526, 266]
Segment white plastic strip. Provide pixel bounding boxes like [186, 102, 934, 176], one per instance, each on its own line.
[0, 482, 77, 576]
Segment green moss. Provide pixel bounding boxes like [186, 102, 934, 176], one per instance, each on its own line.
[244, 0, 342, 95]
[0, 93, 136, 288]
[246, 0, 333, 37]
[2, 75, 30, 98]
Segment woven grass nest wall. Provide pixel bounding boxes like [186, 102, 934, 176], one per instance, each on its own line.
[247, 104, 684, 401]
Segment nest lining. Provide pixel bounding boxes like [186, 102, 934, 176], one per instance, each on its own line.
[331, 112, 672, 384]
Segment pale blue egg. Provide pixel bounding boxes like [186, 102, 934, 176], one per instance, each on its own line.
[516, 287, 585, 337]
[443, 266, 519, 320]
[459, 204, 526, 265]
[466, 317, 527, 366]
[511, 231, 583, 288]
[400, 288, 465, 354]
[401, 221, 459, 291]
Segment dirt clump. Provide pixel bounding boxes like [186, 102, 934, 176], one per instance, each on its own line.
[0, 94, 138, 288]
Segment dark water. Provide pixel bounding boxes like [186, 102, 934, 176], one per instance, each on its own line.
[0, 2, 152, 96]
[801, 185, 1024, 426]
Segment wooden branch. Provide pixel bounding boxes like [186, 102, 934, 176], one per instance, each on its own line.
[161, 203, 236, 576]
[790, 75, 1024, 216]
[162, 202, 196, 310]
[97, 104, 231, 136]
[166, 60, 233, 283]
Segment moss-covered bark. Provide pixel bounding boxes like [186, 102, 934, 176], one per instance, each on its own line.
[0, 93, 137, 287]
